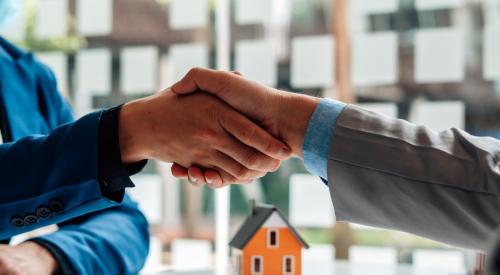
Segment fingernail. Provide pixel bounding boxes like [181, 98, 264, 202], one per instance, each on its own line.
[206, 177, 213, 184]
[278, 147, 292, 158]
[188, 174, 197, 184]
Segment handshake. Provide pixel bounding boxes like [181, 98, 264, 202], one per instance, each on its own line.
[119, 68, 321, 188]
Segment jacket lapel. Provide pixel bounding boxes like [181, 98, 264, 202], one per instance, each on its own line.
[0, 37, 49, 139]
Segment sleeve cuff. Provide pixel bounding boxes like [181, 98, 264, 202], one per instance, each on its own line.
[302, 98, 346, 179]
[98, 105, 147, 202]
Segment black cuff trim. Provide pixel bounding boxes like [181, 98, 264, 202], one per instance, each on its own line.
[98, 105, 147, 200]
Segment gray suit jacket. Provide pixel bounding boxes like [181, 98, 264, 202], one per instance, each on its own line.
[326, 105, 500, 268]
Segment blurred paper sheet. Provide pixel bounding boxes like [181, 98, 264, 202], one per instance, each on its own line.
[352, 0, 399, 14]
[349, 246, 397, 265]
[357, 103, 398, 118]
[352, 32, 398, 86]
[409, 101, 465, 132]
[235, 0, 273, 24]
[77, 0, 112, 36]
[482, 0, 500, 27]
[76, 49, 111, 96]
[171, 239, 212, 270]
[291, 36, 334, 89]
[129, 174, 163, 224]
[235, 39, 277, 86]
[483, 27, 500, 81]
[169, 0, 208, 29]
[416, 0, 465, 10]
[303, 244, 335, 274]
[35, 0, 67, 38]
[37, 52, 68, 96]
[413, 249, 466, 274]
[415, 29, 465, 83]
[120, 46, 158, 95]
[289, 174, 335, 228]
[168, 43, 209, 84]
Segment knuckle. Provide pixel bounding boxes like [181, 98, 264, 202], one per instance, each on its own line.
[187, 67, 202, 77]
[265, 141, 281, 156]
[239, 127, 256, 141]
[244, 153, 261, 169]
[236, 167, 252, 179]
[197, 128, 219, 142]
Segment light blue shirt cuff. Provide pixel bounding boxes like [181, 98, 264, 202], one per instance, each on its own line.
[302, 98, 347, 179]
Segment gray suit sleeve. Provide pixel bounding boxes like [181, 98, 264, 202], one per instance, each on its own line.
[327, 105, 500, 251]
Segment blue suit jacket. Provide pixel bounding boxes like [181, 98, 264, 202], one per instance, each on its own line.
[0, 37, 149, 274]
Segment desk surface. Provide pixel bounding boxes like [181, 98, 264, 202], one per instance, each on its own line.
[146, 261, 465, 275]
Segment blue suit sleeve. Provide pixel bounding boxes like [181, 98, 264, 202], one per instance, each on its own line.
[26, 61, 149, 274]
[302, 98, 347, 180]
[32, 194, 150, 275]
[0, 111, 123, 240]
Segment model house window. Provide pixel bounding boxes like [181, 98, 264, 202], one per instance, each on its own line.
[283, 256, 295, 274]
[252, 256, 263, 275]
[267, 229, 279, 248]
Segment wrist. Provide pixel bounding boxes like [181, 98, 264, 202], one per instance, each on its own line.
[119, 99, 150, 164]
[17, 242, 58, 274]
[278, 93, 320, 158]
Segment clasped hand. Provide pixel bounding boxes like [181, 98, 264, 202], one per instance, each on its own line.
[119, 68, 319, 188]
[169, 68, 320, 185]
[119, 89, 293, 188]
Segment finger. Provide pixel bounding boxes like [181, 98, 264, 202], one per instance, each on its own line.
[231, 71, 242, 76]
[204, 170, 254, 188]
[215, 132, 280, 173]
[203, 169, 223, 186]
[171, 163, 188, 179]
[219, 111, 291, 161]
[188, 165, 206, 187]
[210, 151, 266, 180]
[206, 168, 237, 189]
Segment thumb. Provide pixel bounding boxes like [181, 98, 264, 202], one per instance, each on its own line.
[171, 67, 232, 97]
[171, 67, 278, 127]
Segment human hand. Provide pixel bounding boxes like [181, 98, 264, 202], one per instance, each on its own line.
[0, 242, 57, 275]
[170, 68, 320, 183]
[119, 90, 292, 188]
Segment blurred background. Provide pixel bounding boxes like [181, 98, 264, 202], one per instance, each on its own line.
[2, 0, 499, 273]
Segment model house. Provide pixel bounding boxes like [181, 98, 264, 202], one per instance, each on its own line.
[230, 202, 309, 275]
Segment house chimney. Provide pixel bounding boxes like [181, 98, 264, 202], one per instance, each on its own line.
[250, 199, 256, 216]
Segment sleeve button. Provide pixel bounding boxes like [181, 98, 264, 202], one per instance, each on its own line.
[48, 199, 64, 214]
[36, 206, 51, 218]
[10, 217, 25, 227]
[23, 214, 38, 225]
